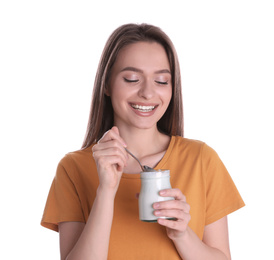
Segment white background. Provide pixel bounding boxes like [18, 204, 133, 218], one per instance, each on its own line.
[1, 0, 273, 259]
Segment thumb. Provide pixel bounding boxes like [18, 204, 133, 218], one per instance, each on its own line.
[111, 126, 127, 147]
[112, 126, 120, 135]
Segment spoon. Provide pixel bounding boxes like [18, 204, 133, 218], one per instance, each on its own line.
[125, 148, 155, 172]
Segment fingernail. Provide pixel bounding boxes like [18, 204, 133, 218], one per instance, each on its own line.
[154, 210, 160, 216]
[154, 203, 160, 208]
[159, 190, 166, 195]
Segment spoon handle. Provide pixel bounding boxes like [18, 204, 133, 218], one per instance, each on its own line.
[125, 148, 145, 172]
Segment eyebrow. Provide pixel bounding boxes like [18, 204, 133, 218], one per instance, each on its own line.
[120, 67, 171, 74]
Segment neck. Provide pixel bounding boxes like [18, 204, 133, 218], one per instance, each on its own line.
[118, 126, 170, 158]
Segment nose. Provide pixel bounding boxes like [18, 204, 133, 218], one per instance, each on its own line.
[138, 79, 155, 100]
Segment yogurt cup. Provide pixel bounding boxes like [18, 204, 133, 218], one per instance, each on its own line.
[139, 170, 175, 222]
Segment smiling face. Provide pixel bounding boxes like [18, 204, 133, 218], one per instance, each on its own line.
[107, 41, 172, 131]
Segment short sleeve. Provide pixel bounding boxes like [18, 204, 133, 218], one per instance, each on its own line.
[202, 144, 245, 225]
[41, 155, 85, 232]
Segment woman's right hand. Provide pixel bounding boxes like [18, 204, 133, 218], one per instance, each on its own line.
[92, 126, 128, 193]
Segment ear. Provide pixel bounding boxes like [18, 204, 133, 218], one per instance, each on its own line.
[104, 85, 110, 96]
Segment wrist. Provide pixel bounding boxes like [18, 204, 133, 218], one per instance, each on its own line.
[96, 185, 117, 200]
[170, 226, 191, 245]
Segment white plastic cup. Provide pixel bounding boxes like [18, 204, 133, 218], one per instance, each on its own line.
[139, 170, 175, 222]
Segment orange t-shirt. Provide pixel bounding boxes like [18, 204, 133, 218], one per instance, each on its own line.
[41, 136, 245, 259]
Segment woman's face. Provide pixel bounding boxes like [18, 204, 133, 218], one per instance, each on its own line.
[108, 41, 172, 131]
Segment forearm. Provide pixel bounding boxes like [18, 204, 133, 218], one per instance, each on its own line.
[66, 187, 115, 260]
[173, 227, 229, 260]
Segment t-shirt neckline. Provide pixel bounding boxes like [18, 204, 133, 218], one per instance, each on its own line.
[121, 136, 176, 179]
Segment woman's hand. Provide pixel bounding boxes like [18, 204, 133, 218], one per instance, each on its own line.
[92, 126, 128, 193]
[153, 188, 191, 241]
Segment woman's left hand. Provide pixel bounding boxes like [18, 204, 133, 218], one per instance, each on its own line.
[153, 188, 191, 241]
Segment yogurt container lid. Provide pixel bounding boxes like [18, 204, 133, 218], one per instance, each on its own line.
[140, 169, 170, 179]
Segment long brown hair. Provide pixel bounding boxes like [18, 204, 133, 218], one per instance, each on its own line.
[82, 23, 183, 149]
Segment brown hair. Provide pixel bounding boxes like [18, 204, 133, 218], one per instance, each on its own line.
[82, 23, 183, 148]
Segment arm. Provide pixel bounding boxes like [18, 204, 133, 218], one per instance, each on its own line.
[154, 189, 231, 260]
[172, 217, 231, 260]
[59, 127, 128, 260]
[59, 188, 116, 260]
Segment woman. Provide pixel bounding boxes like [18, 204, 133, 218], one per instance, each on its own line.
[41, 23, 244, 259]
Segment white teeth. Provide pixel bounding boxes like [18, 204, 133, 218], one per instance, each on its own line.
[131, 104, 156, 112]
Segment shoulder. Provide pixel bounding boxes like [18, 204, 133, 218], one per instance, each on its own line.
[171, 136, 219, 160]
[172, 136, 204, 152]
[56, 145, 96, 182]
[58, 145, 94, 167]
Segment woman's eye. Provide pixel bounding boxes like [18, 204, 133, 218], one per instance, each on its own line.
[123, 78, 139, 83]
[155, 80, 168, 85]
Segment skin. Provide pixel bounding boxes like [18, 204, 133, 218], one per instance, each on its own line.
[59, 42, 231, 260]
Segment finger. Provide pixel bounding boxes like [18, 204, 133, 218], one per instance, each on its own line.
[157, 217, 189, 231]
[93, 145, 127, 159]
[153, 200, 190, 213]
[159, 188, 186, 201]
[93, 145, 128, 166]
[98, 127, 127, 147]
[93, 140, 129, 161]
[93, 139, 127, 154]
[96, 154, 127, 172]
[111, 126, 120, 135]
[154, 209, 190, 221]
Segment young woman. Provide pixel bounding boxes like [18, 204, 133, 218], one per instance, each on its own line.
[41, 23, 244, 260]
